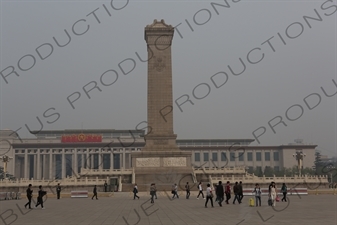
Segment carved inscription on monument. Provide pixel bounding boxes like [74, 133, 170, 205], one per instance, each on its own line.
[136, 158, 160, 167]
[153, 140, 168, 145]
[152, 56, 166, 72]
[163, 157, 186, 167]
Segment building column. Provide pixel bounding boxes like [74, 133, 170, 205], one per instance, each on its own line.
[62, 149, 66, 178]
[217, 150, 220, 169]
[42, 154, 47, 179]
[244, 150, 247, 170]
[122, 148, 126, 169]
[110, 152, 114, 171]
[86, 149, 89, 169]
[12, 149, 16, 177]
[269, 149, 275, 169]
[53, 153, 57, 178]
[91, 153, 94, 169]
[33, 154, 37, 179]
[36, 150, 41, 179]
[24, 149, 28, 179]
[81, 153, 84, 171]
[49, 151, 53, 179]
[129, 153, 131, 169]
[252, 150, 256, 169]
[261, 150, 265, 172]
[98, 149, 102, 171]
[73, 149, 78, 176]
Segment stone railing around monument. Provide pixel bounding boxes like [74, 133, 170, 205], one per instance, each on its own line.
[80, 168, 133, 176]
[193, 166, 246, 175]
[210, 174, 329, 184]
[0, 177, 116, 188]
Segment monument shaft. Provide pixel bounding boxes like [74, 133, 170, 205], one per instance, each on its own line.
[131, 20, 192, 189]
[143, 20, 179, 151]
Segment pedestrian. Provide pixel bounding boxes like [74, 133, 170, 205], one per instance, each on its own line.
[185, 182, 190, 199]
[216, 181, 224, 207]
[268, 182, 273, 195]
[92, 185, 98, 200]
[24, 184, 33, 209]
[281, 183, 287, 202]
[270, 183, 277, 206]
[238, 181, 243, 203]
[56, 183, 61, 199]
[35, 185, 46, 209]
[150, 183, 156, 203]
[133, 184, 140, 200]
[172, 183, 179, 199]
[225, 181, 231, 204]
[153, 183, 158, 199]
[104, 181, 108, 192]
[268, 182, 273, 206]
[197, 182, 205, 199]
[214, 184, 218, 202]
[252, 183, 261, 207]
[205, 183, 214, 208]
[233, 182, 240, 204]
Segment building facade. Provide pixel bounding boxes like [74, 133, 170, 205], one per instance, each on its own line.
[0, 129, 316, 180]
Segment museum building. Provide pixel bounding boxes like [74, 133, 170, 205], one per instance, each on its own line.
[0, 129, 316, 180]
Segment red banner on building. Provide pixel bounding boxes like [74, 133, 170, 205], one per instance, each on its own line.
[61, 134, 102, 143]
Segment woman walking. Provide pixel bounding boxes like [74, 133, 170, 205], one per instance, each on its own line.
[270, 183, 277, 207]
[205, 183, 214, 208]
[281, 183, 287, 202]
[252, 183, 261, 207]
[197, 182, 205, 199]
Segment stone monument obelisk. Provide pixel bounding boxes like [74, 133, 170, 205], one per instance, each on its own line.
[132, 20, 192, 189]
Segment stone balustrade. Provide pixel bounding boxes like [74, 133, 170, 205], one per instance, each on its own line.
[211, 174, 329, 184]
[0, 177, 111, 187]
[194, 167, 246, 174]
[80, 168, 133, 175]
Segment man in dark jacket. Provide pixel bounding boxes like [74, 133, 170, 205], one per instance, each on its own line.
[35, 185, 46, 209]
[238, 181, 243, 203]
[185, 182, 190, 199]
[24, 184, 33, 209]
[233, 182, 240, 204]
[225, 181, 231, 204]
[92, 185, 98, 200]
[104, 181, 108, 192]
[216, 181, 224, 206]
[56, 183, 61, 199]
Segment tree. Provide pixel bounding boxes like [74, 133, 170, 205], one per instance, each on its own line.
[263, 167, 274, 177]
[314, 150, 323, 173]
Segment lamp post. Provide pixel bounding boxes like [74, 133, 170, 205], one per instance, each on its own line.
[2, 155, 13, 179]
[293, 151, 306, 177]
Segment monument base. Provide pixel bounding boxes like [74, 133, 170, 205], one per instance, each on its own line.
[131, 151, 194, 191]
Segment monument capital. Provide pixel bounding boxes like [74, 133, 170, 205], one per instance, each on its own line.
[145, 19, 174, 45]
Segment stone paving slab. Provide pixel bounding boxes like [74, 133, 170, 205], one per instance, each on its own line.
[0, 191, 336, 225]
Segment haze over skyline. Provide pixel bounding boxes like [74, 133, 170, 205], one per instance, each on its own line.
[0, 0, 336, 157]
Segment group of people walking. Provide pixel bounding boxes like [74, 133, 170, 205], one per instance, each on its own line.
[132, 180, 289, 208]
[24, 181, 288, 209]
[24, 184, 47, 209]
[252, 182, 288, 207]
[24, 182, 100, 210]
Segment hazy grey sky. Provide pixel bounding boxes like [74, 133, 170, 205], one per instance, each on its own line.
[0, 0, 336, 157]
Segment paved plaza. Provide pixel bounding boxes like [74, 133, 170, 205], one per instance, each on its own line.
[0, 192, 336, 225]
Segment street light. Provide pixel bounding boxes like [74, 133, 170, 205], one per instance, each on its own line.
[293, 151, 306, 177]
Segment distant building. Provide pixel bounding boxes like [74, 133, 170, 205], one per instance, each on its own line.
[0, 129, 316, 179]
